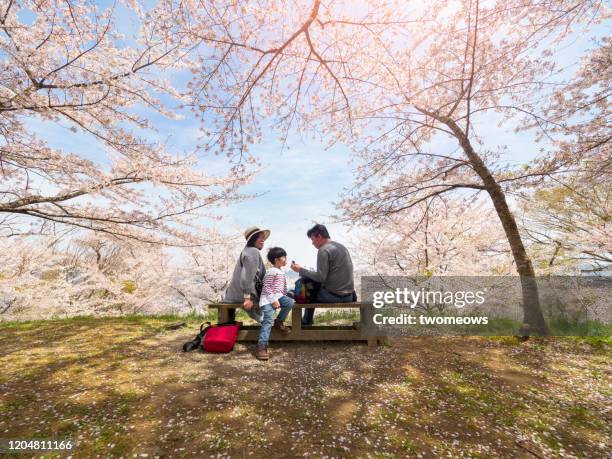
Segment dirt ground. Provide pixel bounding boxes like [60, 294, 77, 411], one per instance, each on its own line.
[0, 316, 610, 458]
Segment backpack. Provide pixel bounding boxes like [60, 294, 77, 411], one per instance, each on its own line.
[294, 277, 321, 304]
[182, 321, 242, 353]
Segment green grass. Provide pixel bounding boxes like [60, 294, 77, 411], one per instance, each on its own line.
[0, 311, 218, 329]
[314, 309, 361, 323]
[568, 405, 605, 430]
[548, 318, 612, 337]
[0, 308, 358, 333]
[452, 317, 612, 338]
[400, 440, 418, 453]
[557, 335, 612, 348]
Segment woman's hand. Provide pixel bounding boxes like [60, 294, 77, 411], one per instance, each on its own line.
[272, 300, 280, 310]
[243, 297, 253, 310]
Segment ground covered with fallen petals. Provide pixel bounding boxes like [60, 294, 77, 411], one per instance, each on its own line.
[0, 316, 610, 458]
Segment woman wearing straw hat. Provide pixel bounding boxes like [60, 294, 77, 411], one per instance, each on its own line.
[224, 226, 271, 311]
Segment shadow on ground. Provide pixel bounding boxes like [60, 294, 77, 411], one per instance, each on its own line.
[0, 317, 610, 458]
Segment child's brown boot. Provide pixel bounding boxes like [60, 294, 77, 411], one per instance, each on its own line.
[255, 344, 269, 360]
[273, 319, 290, 334]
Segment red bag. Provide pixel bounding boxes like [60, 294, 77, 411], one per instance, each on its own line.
[202, 322, 242, 353]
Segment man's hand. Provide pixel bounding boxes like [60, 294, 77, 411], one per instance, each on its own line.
[290, 261, 302, 272]
[272, 300, 280, 310]
[243, 297, 253, 310]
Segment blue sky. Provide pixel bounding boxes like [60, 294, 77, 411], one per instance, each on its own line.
[219, 139, 358, 267]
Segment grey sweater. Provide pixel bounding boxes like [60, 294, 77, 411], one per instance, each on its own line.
[224, 246, 266, 303]
[299, 240, 354, 296]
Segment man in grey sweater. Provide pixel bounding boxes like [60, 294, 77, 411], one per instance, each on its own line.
[291, 224, 355, 325]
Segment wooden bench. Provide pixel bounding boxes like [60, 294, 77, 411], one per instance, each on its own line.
[208, 302, 384, 346]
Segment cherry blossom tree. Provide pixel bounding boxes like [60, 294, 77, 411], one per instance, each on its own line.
[520, 175, 611, 274]
[170, 0, 608, 334]
[0, 0, 250, 246]
[0, 235, 160, 319]
[354, 198, 513, 277]
[169, 241, 241, 312]
[0, 233, 240, 320]
[522, 35, 611, 276]
[541, 35, 611, 166]
[63, 236, 174, 315]
[0, 236, 70, 318]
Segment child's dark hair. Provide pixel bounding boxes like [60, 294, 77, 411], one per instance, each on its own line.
[267, 247, 287, 264]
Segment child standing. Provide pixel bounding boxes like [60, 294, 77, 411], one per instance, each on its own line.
[255, 247, 295, 360]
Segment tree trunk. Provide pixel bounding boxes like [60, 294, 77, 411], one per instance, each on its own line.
[440, 116, 549, 335]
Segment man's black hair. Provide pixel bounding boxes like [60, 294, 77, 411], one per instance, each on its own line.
[246, 231, 262, 248]
[306, 224, 330, 239]
[267, 247, 287, 264]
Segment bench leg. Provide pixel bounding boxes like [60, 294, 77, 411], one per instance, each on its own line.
[218, 308, 229, 324]
[361, 305, 381, 346]
[359, 305, 369, 327]
[291, 306, 302, 337]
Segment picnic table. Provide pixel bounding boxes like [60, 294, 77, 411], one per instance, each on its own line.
[208, 302, 384, 346]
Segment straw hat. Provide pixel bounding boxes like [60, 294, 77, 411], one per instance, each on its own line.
[243, 226, 271, 242]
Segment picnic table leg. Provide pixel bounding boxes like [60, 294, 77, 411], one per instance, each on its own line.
[291, 305, 302, 337]
[228, 307, 235, 323]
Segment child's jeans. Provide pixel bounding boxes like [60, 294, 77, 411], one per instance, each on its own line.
[247, 295, 294, 346]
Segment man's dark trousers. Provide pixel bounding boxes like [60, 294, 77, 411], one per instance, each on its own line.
[302, 286, 354, 325]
